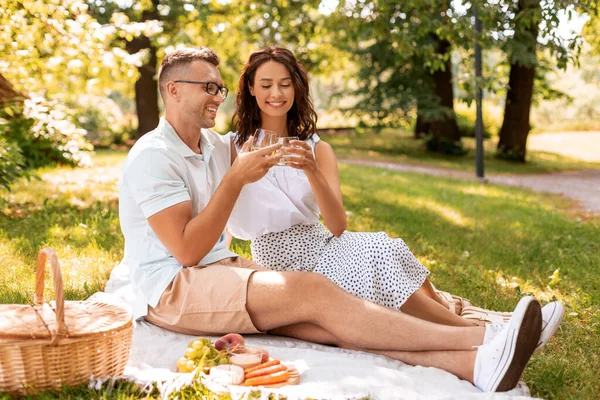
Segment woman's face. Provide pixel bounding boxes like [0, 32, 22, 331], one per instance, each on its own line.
[249, 60, 295, 119]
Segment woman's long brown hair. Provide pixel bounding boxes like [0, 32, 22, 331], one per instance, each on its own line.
[232, 46, 318, 147]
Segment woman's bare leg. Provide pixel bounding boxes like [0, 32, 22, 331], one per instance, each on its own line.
[420, 277, 446, 306]
[401, 289, 478, 327]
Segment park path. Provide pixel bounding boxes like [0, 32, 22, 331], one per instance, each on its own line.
[341, 159, 600, 215]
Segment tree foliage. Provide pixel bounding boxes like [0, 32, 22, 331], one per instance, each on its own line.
[0, 0, 148, 189]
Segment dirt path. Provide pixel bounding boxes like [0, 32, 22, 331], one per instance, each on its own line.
[341, 159, 600, 215]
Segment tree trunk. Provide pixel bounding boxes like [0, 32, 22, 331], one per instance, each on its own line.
[126, 0, 160, 139]
[414, 37, 460, 148]
[414, 101, 429, 139]
[0, 73, 26, 105]
[497, 0, 540, 162]
[430, 39, 460, 141]
[497, 64, 535, 162]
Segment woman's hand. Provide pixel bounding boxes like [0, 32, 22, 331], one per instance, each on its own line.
[284, 140, 318, 175]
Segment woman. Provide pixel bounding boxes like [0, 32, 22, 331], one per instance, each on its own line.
[227, 46, 563, 343]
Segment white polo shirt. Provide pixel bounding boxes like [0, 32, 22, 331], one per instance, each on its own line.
[119, 118, 237, 319]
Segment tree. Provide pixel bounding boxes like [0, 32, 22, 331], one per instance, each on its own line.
[494, 0, 590, 161]
[0, 0, 144, 181]
[125, 0, 160, 138]
[496, 0, 541, 162]
[329, 1, 468, 154]
[582, 1, 600, 55]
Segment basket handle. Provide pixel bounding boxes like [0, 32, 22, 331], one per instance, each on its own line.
[34, 248, 67, 340]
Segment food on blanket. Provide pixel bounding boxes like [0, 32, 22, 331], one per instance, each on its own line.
[177, 337, 230, 373]
[244, 363, 287, 379]
[188, 337, 212, 349]
[209, 364, 245, 385]
[245, 346, 270, 363]
[229, 352, 262, 369]
[244, 370, 290, 386]
[214, 333, 245, 352]
[244, 359, 280, 374]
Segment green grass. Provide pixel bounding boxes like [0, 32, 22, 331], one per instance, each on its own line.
[324, 129, 600, 174]
[1, 150, 599, 398]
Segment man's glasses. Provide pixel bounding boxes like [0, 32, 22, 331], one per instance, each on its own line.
[173, 80, 229, 99]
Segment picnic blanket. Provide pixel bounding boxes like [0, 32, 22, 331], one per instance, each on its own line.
[88, 263, 535, 399]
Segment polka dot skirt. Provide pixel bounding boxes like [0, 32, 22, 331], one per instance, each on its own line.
[251, 222, 430, 310]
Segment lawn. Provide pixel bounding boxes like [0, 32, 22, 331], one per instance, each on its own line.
[324, 128, 600, 174]
[1, 149, 599, 399]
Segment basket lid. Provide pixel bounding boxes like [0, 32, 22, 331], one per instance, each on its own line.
[58, 301, 132, 338]
[0, 304, 55, 340]
[0, 302, 132, 340]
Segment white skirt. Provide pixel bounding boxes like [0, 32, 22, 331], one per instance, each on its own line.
[251, 222, 430, 310]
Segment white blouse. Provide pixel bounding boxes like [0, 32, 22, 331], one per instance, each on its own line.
[226, 132, 321, 240]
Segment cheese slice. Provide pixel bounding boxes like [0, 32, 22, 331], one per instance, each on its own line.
[209, 364, 245, 385]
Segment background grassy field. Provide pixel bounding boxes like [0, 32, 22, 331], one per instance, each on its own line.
[1, 147, 599, 399]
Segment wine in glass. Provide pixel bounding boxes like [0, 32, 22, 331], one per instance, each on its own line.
[252, 129, 279, 151]
[277, 136, 301, 166]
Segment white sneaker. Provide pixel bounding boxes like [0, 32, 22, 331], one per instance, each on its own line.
[474, 296, 542, 392]
[536, 301, 564, 352]
[483, 301, 564, 353]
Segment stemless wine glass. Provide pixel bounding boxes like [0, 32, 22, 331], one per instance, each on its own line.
[252, 129, 279, 151]
[277, 136, 300, 166]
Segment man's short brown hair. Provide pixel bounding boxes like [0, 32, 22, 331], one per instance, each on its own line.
[158, 47, 220, 100]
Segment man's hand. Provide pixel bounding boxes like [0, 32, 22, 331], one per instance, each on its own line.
[230, 136, 282, 185]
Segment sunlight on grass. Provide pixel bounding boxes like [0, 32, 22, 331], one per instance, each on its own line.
[414, 198, 473, 228]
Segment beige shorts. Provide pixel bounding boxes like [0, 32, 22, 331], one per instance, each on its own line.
[145, 256, 269, 336]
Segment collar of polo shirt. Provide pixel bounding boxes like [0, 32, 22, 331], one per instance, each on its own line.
[159, 118, 216, 162]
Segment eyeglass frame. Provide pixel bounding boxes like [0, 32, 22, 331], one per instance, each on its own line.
[173, 80, 229, 99]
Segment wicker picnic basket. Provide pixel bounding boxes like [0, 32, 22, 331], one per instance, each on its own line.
[0, 248, 133, 394]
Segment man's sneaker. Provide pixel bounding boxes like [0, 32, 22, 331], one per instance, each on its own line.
[536, 301, 564, 352]
[473, 296, 542, 392]
[483, 301, 564, 353]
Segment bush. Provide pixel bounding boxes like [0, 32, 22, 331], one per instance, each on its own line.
[0, 97, 93, 190]
[0, 134, 28, 190]
[423, 135, 467, 156]
[72, 95, 134, 147]
[2, 97, 93, 170]
[455, 108, 495, 139]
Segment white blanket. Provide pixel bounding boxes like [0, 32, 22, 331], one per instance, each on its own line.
[89, 263, 535, 399]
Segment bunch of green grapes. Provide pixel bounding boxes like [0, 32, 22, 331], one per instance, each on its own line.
[176, 337, 231, 373]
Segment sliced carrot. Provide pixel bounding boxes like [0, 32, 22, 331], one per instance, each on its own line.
[243, 359, 280, 374]
[244, 370, 289, 386]
[244, 364, 287, 379]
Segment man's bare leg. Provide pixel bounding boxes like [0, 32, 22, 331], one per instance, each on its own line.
[246, 270, 485, 352]
[269, 322, 475, 382]
[359, 348, 476, 382]
[401, 290, 478, 327]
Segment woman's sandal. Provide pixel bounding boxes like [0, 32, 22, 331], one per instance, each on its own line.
[435, 288, 513, 323]
[434, 290, 473, 315]
[460, 305, 512, 324]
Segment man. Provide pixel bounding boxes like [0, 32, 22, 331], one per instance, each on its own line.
[119, 47, 542, 392]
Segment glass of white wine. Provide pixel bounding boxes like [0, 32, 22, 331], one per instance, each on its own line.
[277, 136, 301, 166]
[252, 129, 279, 151]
